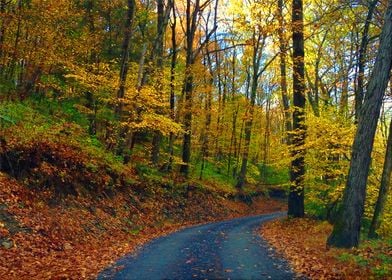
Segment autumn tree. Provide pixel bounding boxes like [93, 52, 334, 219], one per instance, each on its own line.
[277, 0, 292, 140]
[288, 0, 306, 217]
[179, 0, 217, 176]
[232, 0, 277, 189]
[327, 0, 392, 248]
[167, 0, 177, 171]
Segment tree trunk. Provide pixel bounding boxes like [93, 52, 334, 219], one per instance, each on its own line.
[151, 0, 171, 165]
[8, 0, 22, 88]
[356, 0, 378, 121]
[228, 103, 239, 176]
[227, 48, 237, 175]
[288, 0, 306, 218]
[214, 51, 223, 160]
[180, 0, 201, 177]
[168, 0, 177, 171]
[115, 0, 136, 118]
[199, 56, 213, 180]
[263, 97, 271, 167]
[180, 68, 193, 176]
[236, 63, 258, 189]
[278, 0, 292, 140]
[0, 0, 6, 71]
[115, 0, 136, 156]
[327, 0, 392, 248]
[368, 118, 392, 238]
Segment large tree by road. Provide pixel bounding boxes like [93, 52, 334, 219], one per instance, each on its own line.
[327, 0, 392, 248]
[288, 0, 306, 218]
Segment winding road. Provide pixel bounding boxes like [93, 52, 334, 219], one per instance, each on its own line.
[98, 212, 294, 280]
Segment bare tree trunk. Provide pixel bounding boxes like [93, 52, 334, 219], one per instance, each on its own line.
[288, 0, 306, 218]
[115, 0, 136, 118]
[137, 43, 148, 89]
[115, 0, 136, 156]
[214, 51, 223, 159]
[228, 103, 239, 176]
[327, 0, 392, 248]
[8, 0, 22, 88]
[263, 97, 271, 166]
[151, 0, 172, 165]
[278, 0, 292, 140]
[356, 0, 378, 121]
[236, 50, 259, 189]
[233, 67, 250, 178]
[85, 0, 97, 136]
[168, 0, 177, 171]
[179, 0, 199, 176]
[0, 0, 6, 71]
[227, 50, 238, 175]
[199, 57, 213, 180]
[368, 118, 392, 238]
[180, 0, 217, 176]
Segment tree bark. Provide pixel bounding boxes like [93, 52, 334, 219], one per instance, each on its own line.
[236, 32, 264, 189]
[180, 0, 217, 176]
[199, 53, 213, 180]
[115, 0, 136, 118]
[227, 49, 238, 176]
[356, 0, 378, 121]
[327, 0, 392, 248]
[167, 0, 177, 171]
[0, 0, 6, 71]
[288, 0, 306, 218]
[179, 0, 199, 176]
[278, 0, 292, 139]
[151, 0, 171, 165]
[236, 66, 257, 189]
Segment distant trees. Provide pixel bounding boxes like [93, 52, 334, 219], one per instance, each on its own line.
[235, 0, 275, 189]
[179, 0, 217, 177]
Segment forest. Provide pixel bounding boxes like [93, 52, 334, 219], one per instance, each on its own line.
[0, 0, 392, 279]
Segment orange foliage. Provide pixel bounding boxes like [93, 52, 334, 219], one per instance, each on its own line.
[0, 172, 284, 279]
[260, 218, 390, 279]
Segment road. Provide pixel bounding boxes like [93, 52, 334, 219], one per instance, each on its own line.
[98, 212, 294, 280]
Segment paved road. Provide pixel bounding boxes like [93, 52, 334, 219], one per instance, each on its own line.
[98, 212, 294, 280]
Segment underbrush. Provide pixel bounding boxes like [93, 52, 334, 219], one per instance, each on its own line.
[0, 100, 129, 199]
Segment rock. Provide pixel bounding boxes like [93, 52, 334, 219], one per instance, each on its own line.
[2, 239, 13, 249]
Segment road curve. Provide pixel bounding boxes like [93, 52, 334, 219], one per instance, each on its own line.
[98, 212, 294, 280]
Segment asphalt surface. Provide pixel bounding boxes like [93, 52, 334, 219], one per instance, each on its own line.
[98, 212, 295, 280]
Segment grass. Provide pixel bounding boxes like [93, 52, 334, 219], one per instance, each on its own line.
[192, 159, 268, 197]
[194, 161, 236, 185]
[337, 238, 392, 277]
[258, 163, 289, 186]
